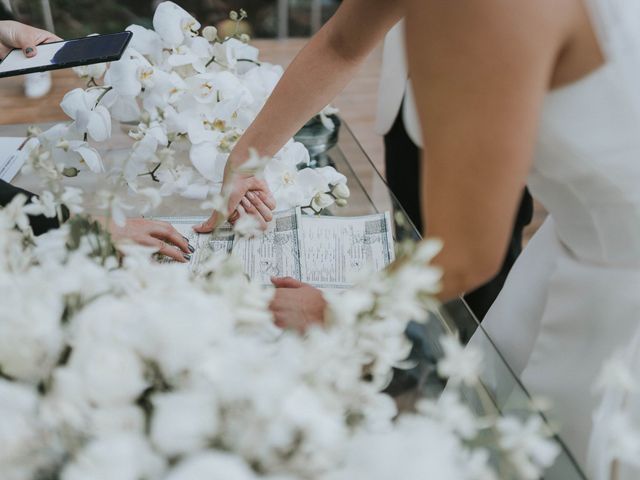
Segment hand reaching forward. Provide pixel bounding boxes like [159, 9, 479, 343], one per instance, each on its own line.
[97, 217, 194, 263]
[0, 20, 61, 59]
[194, 174, 276, 233]
[269, 277, 327, 333]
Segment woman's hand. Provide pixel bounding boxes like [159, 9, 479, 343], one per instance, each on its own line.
[269, 277, 327, 333]
[194, 173, 276, 233]
[0, 20, 61, 59]
[97, 217, 193, 263]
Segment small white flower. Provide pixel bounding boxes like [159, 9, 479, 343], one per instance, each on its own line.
[497, 416, 560, 480]
[60, 433, 166, 480]
[318, 104, 339, 131]
[137, 187, 162, 214]
[22, 190, 57, 218]
[311, 192, 334, 212]
[96, 190, 134, 227]
[150, 390, 219, 456]
[165, 451, 257, 480]
[417, 391, 480, 440]
[593, 351, 638, 394]
[437, 335, 483, 386]
[234, 213, 262, 237]
[73, 62, 107, 80]
[60, 187, 84, 215]
[0, 194, 31, 231]
[332, 182, 350, 200]
[202, 26, 218, 42]
[605, 412, 640, 469]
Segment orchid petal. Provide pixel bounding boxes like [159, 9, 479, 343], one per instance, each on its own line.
[72, 144, 104, 172]
[189, 142, 225, 181]
[60, 88, 89, 121]
[86, 105, 112, 142]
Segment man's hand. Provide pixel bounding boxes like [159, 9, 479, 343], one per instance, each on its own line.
[194, 175, 276, 233]
[0, 20, 61, 60]
[269, 277, 327, 333]
[98, 217, 194, 263]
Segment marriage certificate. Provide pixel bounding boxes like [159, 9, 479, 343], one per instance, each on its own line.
[157, 208, 395, 289]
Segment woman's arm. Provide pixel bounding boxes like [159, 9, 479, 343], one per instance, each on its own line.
[195, 0, 403, 232]
[404, 0, 572, 300]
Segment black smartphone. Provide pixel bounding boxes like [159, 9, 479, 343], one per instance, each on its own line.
[0, 31, 133, 79]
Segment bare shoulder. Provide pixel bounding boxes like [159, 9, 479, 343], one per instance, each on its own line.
[403, 0, 576, 61]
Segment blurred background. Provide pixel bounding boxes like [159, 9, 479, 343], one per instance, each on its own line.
[0, 0, 385, 172]
[5, 0, 341, 39]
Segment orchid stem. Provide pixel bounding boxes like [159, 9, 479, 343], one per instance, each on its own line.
[138, 162, 162, 182]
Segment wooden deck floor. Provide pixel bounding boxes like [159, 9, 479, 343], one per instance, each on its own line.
[0, 38, 545, 242]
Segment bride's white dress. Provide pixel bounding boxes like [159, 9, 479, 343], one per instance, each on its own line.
[476, 0, 640, 475]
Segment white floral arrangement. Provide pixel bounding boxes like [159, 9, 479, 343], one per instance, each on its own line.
[23, 1, 350, 216]
[0, 192, 560, 480]
[0, 2, 564, 479]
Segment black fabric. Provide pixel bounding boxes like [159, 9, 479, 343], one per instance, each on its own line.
[0, 4, 14, 21]
[0, 179, 66, 235]
[383, 105, 533, 321]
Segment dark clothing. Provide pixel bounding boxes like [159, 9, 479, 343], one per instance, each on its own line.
[383, 105, 533, 320]
[0, 180, 65, 235]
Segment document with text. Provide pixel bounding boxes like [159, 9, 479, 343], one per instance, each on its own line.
[156, 208, 395, 289]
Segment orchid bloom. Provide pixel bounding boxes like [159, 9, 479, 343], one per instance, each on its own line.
[153, 1, 201, 49]
[60, 88, 112, 143]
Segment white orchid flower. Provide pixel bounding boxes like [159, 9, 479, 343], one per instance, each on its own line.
[153, 1, 200, 49]
[73, 62, 107, 81]
[188, 141, 225, 184]
[126, 24, 164, 64]
[141, 70, 186, 113]
[185, 73, 219, 104]
[54, 139, 104, 173]
[96, 190, 134, 227]
[167, 39, 211, 74]
[211, 38, 258, 70]
[60, 88, 112, 142]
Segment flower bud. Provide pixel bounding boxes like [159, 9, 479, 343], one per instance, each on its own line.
[62, 167, 79, 178]
[311, 193, 334, 212]
[239, 33, 250, 44]
[332, 183, 350, 199]
[335, 198, 348, 207]
[55, 139, 70, 151]
[202, 26, 218, 42]
[229, 10, 238, 21]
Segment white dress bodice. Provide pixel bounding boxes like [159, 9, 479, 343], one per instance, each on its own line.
[531, 52, 640, 267]
[477, 0, 640, 477]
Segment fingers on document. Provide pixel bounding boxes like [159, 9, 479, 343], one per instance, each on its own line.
[270, 276, 304, 288]
[247, 191, 273, 222]
[240, 197, 268, 230]
[194, 211, 219, 233]
[151, 222, 191, 254]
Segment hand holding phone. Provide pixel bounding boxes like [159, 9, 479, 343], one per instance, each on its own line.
[0, 20, 61, 60]
[0, 31, 133, 79]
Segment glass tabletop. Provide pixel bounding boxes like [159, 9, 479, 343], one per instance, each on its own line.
[326, 123, 585, 480]
[1, 120, 584, 479]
